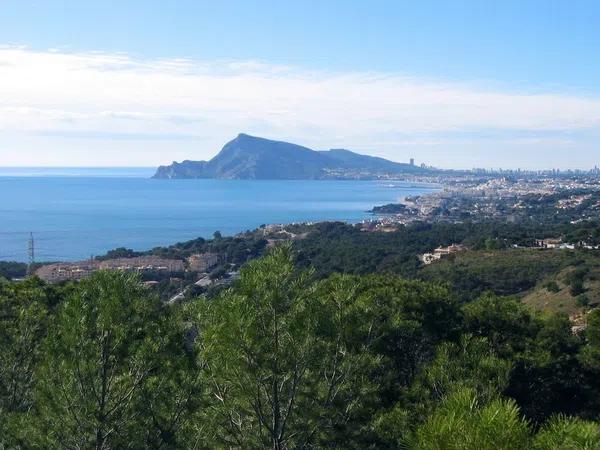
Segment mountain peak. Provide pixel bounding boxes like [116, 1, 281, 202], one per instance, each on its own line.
[153, 134, 429, 179]
[234, 133, 269, 143]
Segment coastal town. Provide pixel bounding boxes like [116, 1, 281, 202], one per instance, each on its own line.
[365, 172, 600, 229]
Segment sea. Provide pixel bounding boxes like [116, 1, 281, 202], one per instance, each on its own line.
[0, 167, 438, 262]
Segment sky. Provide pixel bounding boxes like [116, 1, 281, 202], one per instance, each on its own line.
[1, 0, 599, 169]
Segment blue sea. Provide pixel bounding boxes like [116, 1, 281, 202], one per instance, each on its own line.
[0, 168, 438, 262]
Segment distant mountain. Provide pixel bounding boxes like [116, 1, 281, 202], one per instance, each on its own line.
[153, 133, 427, 179]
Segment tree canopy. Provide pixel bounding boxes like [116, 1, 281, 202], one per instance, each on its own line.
[0, 246, 599, 448]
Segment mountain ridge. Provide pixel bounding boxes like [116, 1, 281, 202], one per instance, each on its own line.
[153, 133, 427, 179]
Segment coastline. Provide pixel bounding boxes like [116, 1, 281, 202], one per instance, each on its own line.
[0, 177, 437, 263]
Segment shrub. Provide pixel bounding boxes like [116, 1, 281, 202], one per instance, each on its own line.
[570, 280, 586, 297]
[576, 294, 590, 307]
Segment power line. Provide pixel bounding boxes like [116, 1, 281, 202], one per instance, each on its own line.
[27, 232, 35, 276]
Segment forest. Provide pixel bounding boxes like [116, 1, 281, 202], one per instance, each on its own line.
[1, 244, 600, 449]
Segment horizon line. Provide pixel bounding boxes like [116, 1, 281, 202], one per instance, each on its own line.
[0, 165, 598, 172]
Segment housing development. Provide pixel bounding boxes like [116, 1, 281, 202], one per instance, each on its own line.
[367, 173, 600, 227]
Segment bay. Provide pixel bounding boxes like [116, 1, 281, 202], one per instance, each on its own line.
[0, 169, 438, 262]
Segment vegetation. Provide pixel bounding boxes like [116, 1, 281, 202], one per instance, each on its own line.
[419, 249, 572, 301]
[409, 387, 600, 449]
[291, 221, 600, 316]
[0, 261, 28, 280]
[1, 244, 600, 448]
[84, 217, 600, 303]
[294, 220, 599, 279]
[97, 233, 268, 268]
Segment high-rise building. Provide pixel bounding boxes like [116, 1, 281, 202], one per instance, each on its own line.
[409, 158, 415, 166]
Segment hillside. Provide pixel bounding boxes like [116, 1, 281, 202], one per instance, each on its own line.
[153, 133, 427, 179]
[419, 247, 600, 316]
[523, 265, 600, 316]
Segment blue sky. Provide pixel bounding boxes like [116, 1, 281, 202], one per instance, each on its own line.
[1, 0, 599, 168]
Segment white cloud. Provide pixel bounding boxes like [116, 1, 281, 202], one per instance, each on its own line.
[0, 46, 599, 167]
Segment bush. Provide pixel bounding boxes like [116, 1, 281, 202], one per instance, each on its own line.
[544, 281, 560, 293]
[570, 280, 586, 297]
[566, 267, 588, 286]
[533, 415, 600, 449]
[576, 294, 590, 307]
[409, 388, 530, 450]
[0, 261, 28, 280]
[208, 265, 228, 280]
